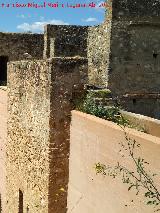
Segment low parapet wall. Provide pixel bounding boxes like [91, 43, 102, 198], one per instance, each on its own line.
[67, 110, 160, 213]
[121, 110, 160, 138]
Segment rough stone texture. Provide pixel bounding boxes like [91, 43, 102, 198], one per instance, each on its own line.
[7, 60, 51, 213]
[67, 110, 160, 213]
[108, 20, 160, 95]
[87, 22, 111, 87]
[0, 87, 7, 213]
[43, 25, 88, 59]
[119, 95, 160, 120]
[6, 57, 88, 213]
[87, 1, 112, 87]
[112, 0, 160, 19]
[0, 32, 44, 61]
[48, 57, 88, 213]
[105, 0, 160, 118]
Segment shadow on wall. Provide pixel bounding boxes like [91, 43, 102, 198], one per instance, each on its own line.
[0, 56, 8, 86]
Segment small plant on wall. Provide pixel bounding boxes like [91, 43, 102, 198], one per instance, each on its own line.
[95, 130, 160, 212]
[76, 89, 160, 211]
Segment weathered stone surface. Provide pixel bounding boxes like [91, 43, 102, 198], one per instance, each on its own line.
[48, 57, 87, 213]
[112, 0, 160, 19]
[87, 22, 111, 87]
[43, 25, 88, 58]
[0, 87, 7, 213]
[0, 32, 44, 61]
[87, 1, 112, 87]
[7, 60, 50, 213]
[6, 57, 88, 213]
[106, 0, 160, 118]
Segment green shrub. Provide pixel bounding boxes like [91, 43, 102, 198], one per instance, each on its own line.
[76, 91, 129, 126]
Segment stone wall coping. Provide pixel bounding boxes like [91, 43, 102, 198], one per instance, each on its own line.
[121, 110, 160, 124]
[0, 86, 7, 91]
[71, 110, 160, 145]
[129, 21, 160, 26]
[45, 24, 89, 28]
[0, 32, 43, 36]
[121, 93, 160, 99]
[8, 57, 88, 64]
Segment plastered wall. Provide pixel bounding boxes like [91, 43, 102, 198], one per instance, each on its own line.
[67, 110, 160, 213]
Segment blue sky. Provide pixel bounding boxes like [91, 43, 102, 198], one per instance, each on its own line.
[0, 0, 106, 33]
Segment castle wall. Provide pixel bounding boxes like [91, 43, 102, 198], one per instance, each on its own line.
[43, 25, 88, 58]
[108, 0, 160, 94]
[87, 1, 112, 87]
[6, 57, 88, 213]
[0, 87, 7, 213]
[0, 32, 44, 61]
[112, 0, 160, 20]
[7, 60, 51, 213]
[108, 20, 160, 95]
[48, 57, 88, 213]
[107, 0, 160, 118]
[87, 22, 111, 87]
[119, 96, 160, 120]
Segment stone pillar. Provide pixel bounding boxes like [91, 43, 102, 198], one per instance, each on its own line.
[6, 57, 88, 213]
[48, 57, 88, 213]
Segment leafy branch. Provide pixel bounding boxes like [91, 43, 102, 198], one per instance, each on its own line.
[95, 131, 160, 211]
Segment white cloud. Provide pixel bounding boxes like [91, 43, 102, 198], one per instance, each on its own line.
[82, 17, 98, 22]
[17, 19, 69, 32]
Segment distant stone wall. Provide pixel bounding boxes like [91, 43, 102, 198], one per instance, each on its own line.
[87, 22, 111, 87]
[0, 32, 44, 61]
[6, 57, 88, 213]
[119, 95, 160, 120]
[43, 25, 88, 58]
[108, 20, 160, 95]
[105, 0, 160, 118]
[108, 0, 160, 95]
[112, 0, 160, 20]
[87, 2, 112, 87]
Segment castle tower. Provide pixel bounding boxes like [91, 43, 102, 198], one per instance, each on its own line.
[107, 0, 160, 118]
